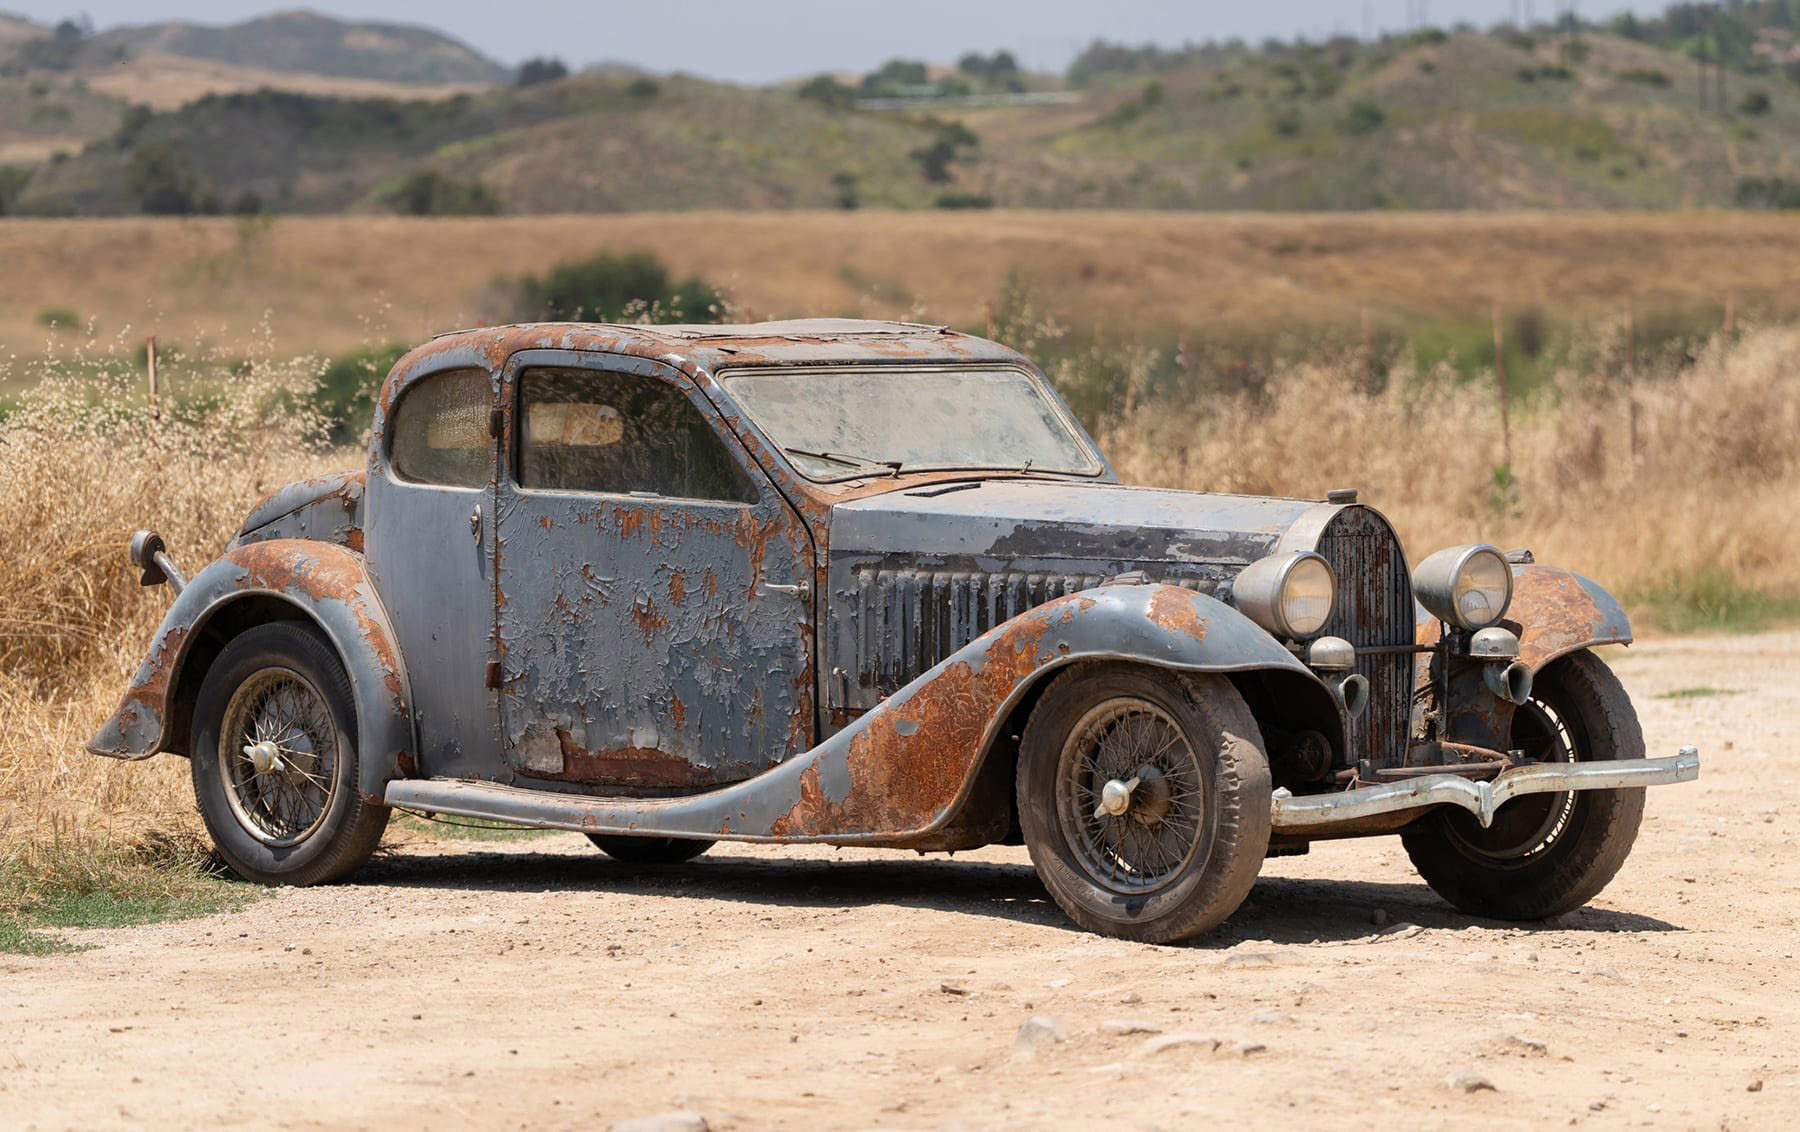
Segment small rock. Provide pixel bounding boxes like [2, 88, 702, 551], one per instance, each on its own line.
[1447, 1070, 1497, 1094]
[1120, 991, 1143, 1005]
[1370, 908, 1389, 926]
[1099, 1020, 1162, 1037]
[1496, 1033, 1549, 1058]
[1748, 1080, 1764, 1093]
[1047, 978, 1072, 989]
[1140, 1033, 1221, 1056]
[608, 1113, 709, 1132]
[1249, 1008, 1294, 1026]
[1224, 952, 1275, 969]
[940, 983, 969, 996]
[1234, 1041, 1267, 1057]
[1012, 1015, 1064, 1058]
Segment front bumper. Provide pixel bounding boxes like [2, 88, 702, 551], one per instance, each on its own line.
[1270, 747, 1700, 832]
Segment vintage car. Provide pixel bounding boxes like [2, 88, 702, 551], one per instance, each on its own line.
[91, 319, 1699, 943]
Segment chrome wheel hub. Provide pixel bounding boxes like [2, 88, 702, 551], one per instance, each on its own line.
[219, 668, 337, 848]
[1057, 698, 1207, 896]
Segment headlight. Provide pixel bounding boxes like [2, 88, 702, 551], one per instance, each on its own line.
[1413, 544, 1514, 630]
[1233, 552, 1337, 640]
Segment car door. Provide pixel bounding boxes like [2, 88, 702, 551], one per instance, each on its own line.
[493, 350, 816, 792]
[363, 364, 501, 778]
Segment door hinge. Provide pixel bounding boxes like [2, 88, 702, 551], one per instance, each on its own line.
[488, 407, 504, 438]
[485, 659, 502, 689]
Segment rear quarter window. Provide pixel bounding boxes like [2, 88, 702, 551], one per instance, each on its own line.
[389, 368, 492, 487]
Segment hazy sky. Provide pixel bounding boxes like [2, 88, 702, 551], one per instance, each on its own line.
[10, 2, 1674, 82]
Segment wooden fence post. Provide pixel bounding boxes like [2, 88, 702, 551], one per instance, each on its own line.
[146, 335, 159, 420]
[1492, 302, 1511, 467]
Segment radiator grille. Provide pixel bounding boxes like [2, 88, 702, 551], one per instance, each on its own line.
[1316, 508, 1415, 770]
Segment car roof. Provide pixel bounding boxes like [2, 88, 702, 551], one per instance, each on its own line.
[404, 319, 1029, 376]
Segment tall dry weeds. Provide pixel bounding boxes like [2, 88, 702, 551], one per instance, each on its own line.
[2, 324, 1796, 849]
[1, 336, 338, 846]
[1097, 324, 1800, 604]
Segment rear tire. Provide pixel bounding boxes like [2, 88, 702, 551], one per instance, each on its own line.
[191, 622, 389, 886]
[1017, 665, 1271, 944]
[1402, 649, 1645, 920]
[585, 835, 714, 864]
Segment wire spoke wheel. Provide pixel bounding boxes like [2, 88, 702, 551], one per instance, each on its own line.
[1401, 649, 1647, 921]
[1441, 695, 1580, 865]
[217, 667, 339, 848]
[1055, 697, 1206, 895]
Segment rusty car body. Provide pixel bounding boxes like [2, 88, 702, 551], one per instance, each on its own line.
[92, 319, 1699, 942]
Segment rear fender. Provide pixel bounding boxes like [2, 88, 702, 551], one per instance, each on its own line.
[87, 540, 414, 800]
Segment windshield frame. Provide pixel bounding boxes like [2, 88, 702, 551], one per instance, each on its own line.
[716, 363, 1108, 485]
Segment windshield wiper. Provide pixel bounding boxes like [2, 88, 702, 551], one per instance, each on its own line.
[783, 447, 903, 476]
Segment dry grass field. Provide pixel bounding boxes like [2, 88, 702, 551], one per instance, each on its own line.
[2, 210, 1797, 962]
[4, 211, 1800, 360]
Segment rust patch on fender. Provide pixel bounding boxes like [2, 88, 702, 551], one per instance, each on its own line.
[768, 594, 1075, 838]
[1146, 585, 1207, 639]
[1512, 567, 1609, 668]
[667, 570, 687, 606]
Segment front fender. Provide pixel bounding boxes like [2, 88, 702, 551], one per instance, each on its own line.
[392, 584, 1329, 844]
[87, 540, 415, 800]
[1415, 563, 1631, 671]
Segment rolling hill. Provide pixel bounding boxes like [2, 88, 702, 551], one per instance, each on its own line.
[7, 12, 1800, 215]
[19, 10, 506, 85]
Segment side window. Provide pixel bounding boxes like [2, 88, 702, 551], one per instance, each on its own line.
[390, 368, 492, 487]
[517, 367, 757, 503]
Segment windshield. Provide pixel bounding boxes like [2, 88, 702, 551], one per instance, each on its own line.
[722, 366, 1103, 481]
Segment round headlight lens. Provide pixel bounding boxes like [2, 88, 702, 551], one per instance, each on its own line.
[1412, 544, 1514, 630]
[1233, 551, 1337, 640]
[1281, 554, 1336, 638]
[1453, 549, 1512, 629]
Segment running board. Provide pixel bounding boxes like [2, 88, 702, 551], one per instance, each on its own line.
[1269, 747, 1700, 833]
[384, 777, 736, 841]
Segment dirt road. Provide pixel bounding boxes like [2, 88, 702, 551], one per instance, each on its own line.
[4, 632, 1796, 1130]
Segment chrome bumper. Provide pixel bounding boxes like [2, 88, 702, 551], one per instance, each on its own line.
[1270, 747, 1700, 832]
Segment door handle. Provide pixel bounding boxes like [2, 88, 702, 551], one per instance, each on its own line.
[760, 580, 811, 600]
[470, 504, 482, 545]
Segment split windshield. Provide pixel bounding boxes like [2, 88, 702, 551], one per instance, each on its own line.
[721, 366, 1103, 481]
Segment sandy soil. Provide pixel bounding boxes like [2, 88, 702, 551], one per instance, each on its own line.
[3, 632, 1796, 1130]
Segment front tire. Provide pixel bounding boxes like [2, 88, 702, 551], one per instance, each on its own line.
[1402, 649, 1645, 920]
[191, 621, 389, 886]
[1017, 665, 1271, 944]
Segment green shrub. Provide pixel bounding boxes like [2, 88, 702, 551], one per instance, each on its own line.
[127, 141, 219, 215]
[514, 251, 724, 324]
[1734, 175, 1800, 209]
[1340, 100, 1386, 136]
[934, 190, 994, 209]
[379, 170, 500, 216]
[797, 74, 857, 111]
[310, 343, 409, 446]
[1620, 68, 1671, 87]
[1739, 89, 1772, 116]
[515, 57, 568, 87]
[35, 306, 81, 330]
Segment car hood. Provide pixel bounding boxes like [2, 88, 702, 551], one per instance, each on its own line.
[827, 478, 1324, 570]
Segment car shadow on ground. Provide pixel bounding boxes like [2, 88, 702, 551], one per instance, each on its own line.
[351, 843, 1683, 947]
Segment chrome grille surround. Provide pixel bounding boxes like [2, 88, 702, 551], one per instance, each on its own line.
[1314, 506, 1416, 770]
